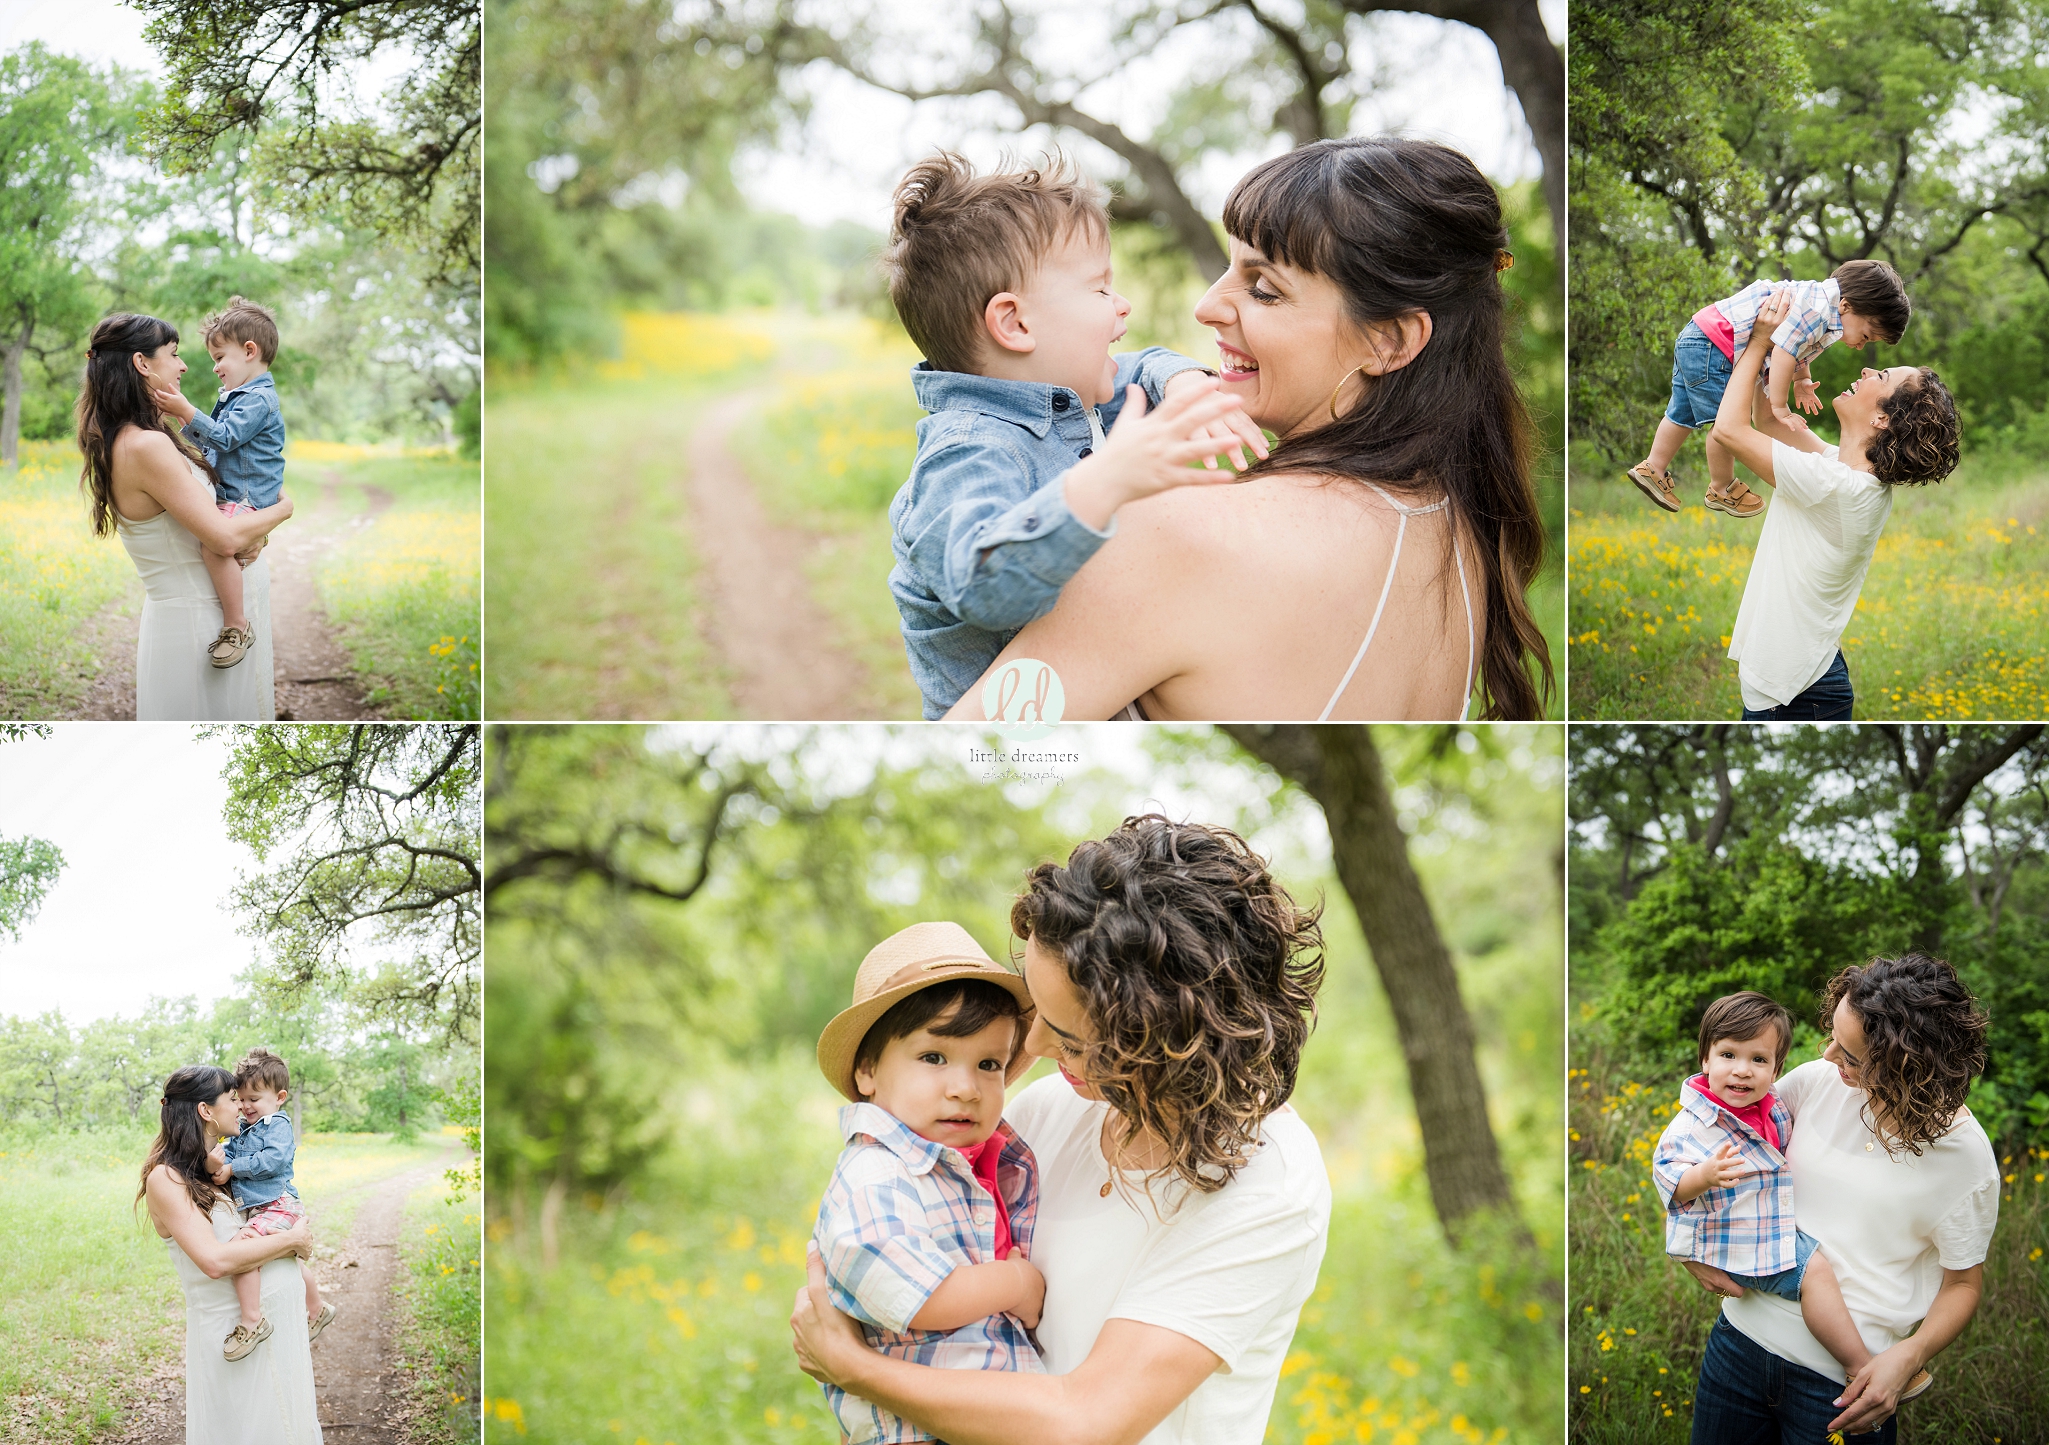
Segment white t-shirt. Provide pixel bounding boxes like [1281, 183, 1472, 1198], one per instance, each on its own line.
[1722, 1059, 1999, 1382]
[1728, 441, 1894, 709]
[1003, 1075, 1330, 1445]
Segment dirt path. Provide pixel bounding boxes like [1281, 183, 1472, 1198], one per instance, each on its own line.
[119, 1157, 449, 1445]
[68, 472, 392, 721]
[685, 388, 868, 719]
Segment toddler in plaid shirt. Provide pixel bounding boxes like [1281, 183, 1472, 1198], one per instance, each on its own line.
[811, 923, 1045, 1444]
[1626, 260, 1911, 520]
[1654, 991, 1931, 1398]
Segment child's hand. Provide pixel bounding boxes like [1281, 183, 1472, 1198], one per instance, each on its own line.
[212, 1162, 233, 1186]
[1794, 377, 1822, 415]
[1162, 368, 1270, 473]
[1005, 1246, 1046, 1331]
[1701, 1142, 1747, 1191]
[1770, 403, 1810, 434]
[150, 382, 198, 425]
[1062, 381, 1258, 530]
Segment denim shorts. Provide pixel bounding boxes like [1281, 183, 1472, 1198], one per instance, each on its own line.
[1742, 652, 1853, 722]
[1724, 1228, 1818, 1302]
[1667, 320, 1735, 429]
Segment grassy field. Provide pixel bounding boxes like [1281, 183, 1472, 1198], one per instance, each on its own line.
[1568, 452, 2049, 719]
[1568, 1058, 2049, 1443]
[0, 437, 479, 719]
[0, 1128, 465, 1445]
[392, 1157, 484, 1444]
[483, 943, 1564, 1445]
[483, 312, 780, 718]
[306, 444, 482, 720]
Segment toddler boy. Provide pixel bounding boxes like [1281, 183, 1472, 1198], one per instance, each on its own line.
[153, 296, 288, 669]
[883, 152, 1266, 717]
[1653, 991, 1929, 1397]
[1626, 260, 1911, 518]
[206, 1047, 337, 1360]
[811, 922, 1044, 1444]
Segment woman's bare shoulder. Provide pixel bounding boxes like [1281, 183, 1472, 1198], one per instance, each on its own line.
[1119, 470, 1389, 561]
[110, 424, 178, 465]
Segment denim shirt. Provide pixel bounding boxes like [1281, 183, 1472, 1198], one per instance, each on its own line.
[889, 347, 1209, 718]
[183, 371, 286, 507]
[222, 1108, 299, 1211]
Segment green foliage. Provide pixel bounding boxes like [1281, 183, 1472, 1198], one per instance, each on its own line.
[218, 723, 481, 1040]
[395, 1174, 484, 1444]
[0, 833, 62, 943]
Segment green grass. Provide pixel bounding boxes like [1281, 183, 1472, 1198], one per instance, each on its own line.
[0, 1128, 451, 1445]
[1568, 1059, 2049, 1443]
[1568, 450, 2049, 719]
[310, 451, 482, 720]
[0, 441, 150, 717]
[392, 1163, 483, 1444]
[483, 968, 1564, 1445]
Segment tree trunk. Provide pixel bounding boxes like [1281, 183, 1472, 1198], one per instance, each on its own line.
[2, 316, 32, 467]
[1224, 724, 1527, 1242]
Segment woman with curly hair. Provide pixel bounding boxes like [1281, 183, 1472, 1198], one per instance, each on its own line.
[1707, 287, 1963, 722]
[792, 815, 1330, 1443]
[139, 1065, 322, 1442]
[1680, 954, 1998, 1443]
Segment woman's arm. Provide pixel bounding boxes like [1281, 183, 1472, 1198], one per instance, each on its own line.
[793, 1252, 1217, 1445]
[145, 1167, 310, 1278]
[120, 429, 292, 554]
[1827, 1264, 1983, 1433]
[1709, 290, 1795, 487]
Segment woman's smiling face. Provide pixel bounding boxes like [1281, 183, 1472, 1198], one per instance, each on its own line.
[1194, 236, 1376, 438]
[132, 340, 185, 394]
[1019, 936, 1102, 1101]
[1821, 995, 1871, 1089]
[1833, 364, 1914, 433]
[196, 1087, 243, 1139]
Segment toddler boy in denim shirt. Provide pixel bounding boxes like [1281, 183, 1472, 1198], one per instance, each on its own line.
[152, 296, 287, 670]
[883, 152, 1266, 717]
[205, 1047, 336, 1361]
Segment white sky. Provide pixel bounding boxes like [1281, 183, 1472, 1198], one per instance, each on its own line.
[0, 0, 161, 73]
[737, 0, 1566, 229]
[0, 727, 264, 1025]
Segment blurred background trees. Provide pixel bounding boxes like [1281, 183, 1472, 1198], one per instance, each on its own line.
[1570, 0, 2049, 469]
[1570, 723, 2049, 1146]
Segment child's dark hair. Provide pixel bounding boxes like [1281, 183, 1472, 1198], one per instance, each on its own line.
[203, 296, 280, 365]
[1698, 991, 1793, 1073]
[1869, 369, 1962, 486]
[1832, 259, 1910, 346]
[234, 1046, 291, 1095]
[853, 979, 1024, 1085]
[884, 151, 1109, 375]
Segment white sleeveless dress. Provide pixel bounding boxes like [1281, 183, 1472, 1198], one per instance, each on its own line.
[166, 1202, 322, 1444]
[116, 465, 275, 721]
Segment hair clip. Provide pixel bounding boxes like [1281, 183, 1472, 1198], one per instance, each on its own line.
[85, 350, 95, 359]
[1495, 251, 1514, 273]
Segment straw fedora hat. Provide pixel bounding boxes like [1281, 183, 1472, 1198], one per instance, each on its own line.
[816, 921, 1035, 1103]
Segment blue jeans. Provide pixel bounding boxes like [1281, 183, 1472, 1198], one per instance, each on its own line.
[1691, 1315, 1895, 1445]
[1668, 321, 1735, 429]
[1742, 652, 1853, 722]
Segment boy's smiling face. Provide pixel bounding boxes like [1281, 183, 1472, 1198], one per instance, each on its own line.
[1703, 1028, 1780, 1106]
[209, 337, 266, 393]
[853, 1003, 1016, 1149]
[237, 1081, 288, 1123]
[983, 226, 1129, 407]
[1839, 305, 1879, 350]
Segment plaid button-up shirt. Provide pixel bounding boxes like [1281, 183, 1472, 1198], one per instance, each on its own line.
[813, 1103, 1043, 1444]
[1652, 1075, 1800, 1277]
[1711, 278, 1845, 368]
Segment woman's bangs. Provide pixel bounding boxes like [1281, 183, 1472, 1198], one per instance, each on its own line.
[1222, 154, 1339, 275]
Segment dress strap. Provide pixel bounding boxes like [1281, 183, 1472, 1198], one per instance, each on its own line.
[1319, 483, 1469, 722]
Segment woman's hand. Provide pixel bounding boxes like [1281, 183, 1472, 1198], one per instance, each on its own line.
[284, 1219, 315, 1261]
[1006, 1247, 1046, 1331]
[1680, 1259, 1745, 1298]
[1747, 289, 1792, 354]
[791, 1244, 870, 1388]
[1828, 1340, 1917, 1432]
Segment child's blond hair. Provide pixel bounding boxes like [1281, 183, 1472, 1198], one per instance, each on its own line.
[884, 151, 1109, 374]
[202, 296, 280, 365]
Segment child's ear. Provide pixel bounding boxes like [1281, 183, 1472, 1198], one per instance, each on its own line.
[852, 1063, 877, 1100]
[982, 292, 1036, 356]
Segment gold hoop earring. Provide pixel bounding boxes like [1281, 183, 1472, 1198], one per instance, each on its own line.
[1329, 364, 1367, 424]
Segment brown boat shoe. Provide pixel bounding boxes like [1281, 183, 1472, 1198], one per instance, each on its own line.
[208, 625, 255, 668]
[224, 1315, 273, 1361]
[1627, 462, 1682, 513]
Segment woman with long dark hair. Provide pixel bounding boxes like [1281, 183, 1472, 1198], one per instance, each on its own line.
[77, 313, 293, 720]
[942, 137, 1552, 721]
[139, 1065, 322, 1443]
